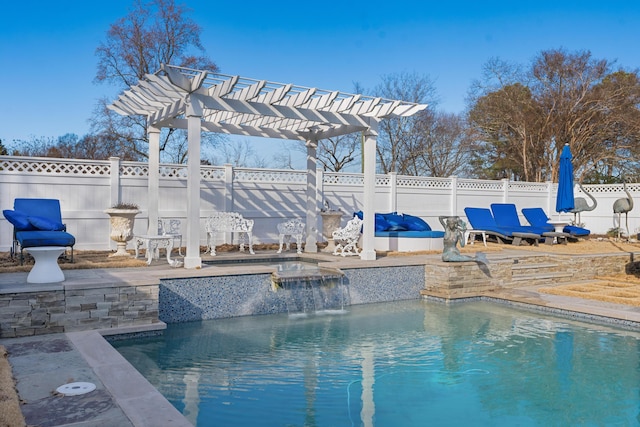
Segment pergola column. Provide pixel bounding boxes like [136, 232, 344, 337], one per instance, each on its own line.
[305, 140, 318, 252]
[184, 96, 203, 269]
[360, 120, 379, 261]
[147, 126, 160, 236]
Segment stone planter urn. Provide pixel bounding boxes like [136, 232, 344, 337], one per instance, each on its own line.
[105, 208, 140, 257]
[320, 210, 343, 253]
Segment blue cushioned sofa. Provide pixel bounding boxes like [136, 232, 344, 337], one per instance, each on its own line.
[3, 198, 76, 264]
[354, 211, 445, 252]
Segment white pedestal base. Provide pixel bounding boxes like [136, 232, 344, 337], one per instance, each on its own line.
[26, 246, 65, 283]
[548, 220, 569, 233]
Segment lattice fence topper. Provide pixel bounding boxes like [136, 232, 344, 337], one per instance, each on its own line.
[397, 176, 451, 189]
[158, 165, 187, 179]
[587, 182, 640, 194]
[0, 157, 111, 176]
[201, 167, 226, 181]
[508, 181, 549, 192]
[120, 162, 148, 177]
[457, 179, 506, 191]
[323, 173, 367, 186]
[234, 169, 307, 184]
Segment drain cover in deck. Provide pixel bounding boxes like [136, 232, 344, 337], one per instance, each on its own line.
[56, 382, 96, 396]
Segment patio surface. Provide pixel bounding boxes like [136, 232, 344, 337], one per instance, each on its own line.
[1, 247, 640, 426]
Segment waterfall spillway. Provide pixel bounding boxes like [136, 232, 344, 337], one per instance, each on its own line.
[271, 263, 348, 317]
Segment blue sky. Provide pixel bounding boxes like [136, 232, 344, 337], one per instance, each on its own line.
[1, 0, 640, 163]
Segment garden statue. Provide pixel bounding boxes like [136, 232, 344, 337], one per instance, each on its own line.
[439, 216, 487, 264]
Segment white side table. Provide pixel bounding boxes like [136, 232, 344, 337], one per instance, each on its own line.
[276, 219, 305, 254]
[134, 235, 183, 267]
[465, 230, 487, 246]
[548, 220, 569, 233]
[26, 246, 65, 283]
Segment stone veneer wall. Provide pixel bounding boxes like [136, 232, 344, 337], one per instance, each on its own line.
[423, 253, 635, 298]
[0, 283, 160, 338]
[160, 265, 426, 323]
[423, 259, 512, 297]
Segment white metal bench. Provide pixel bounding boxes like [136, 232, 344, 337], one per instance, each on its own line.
[276, 218, 305, 254]
[205, 212, 255, 256]
[332, 216, 363, 256]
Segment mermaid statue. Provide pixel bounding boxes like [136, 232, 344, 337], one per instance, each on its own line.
[438, 216, 487, 264]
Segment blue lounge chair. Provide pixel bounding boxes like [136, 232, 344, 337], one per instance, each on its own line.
[3, 198, 76, 264]
[490, 203, 550, 236]
[521, 207, 590, 237]
[492, 203, 575, 245]
[464, 207, 539, 246]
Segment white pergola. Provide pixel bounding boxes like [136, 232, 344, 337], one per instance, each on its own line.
[109, 64, 427, 268]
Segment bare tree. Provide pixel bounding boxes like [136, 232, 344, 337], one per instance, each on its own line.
[373, 72, 439, 174]
[468, 82, 547, 181]
[92, 0, 220, 163]
[413, 111, 475, 177]
[9, 133, 140, 160]
[272, 141, 299, 170]
[317, 134, 361, 172]
[210, 139, 268, 168]
[95, 0, 217, 88]
[467, 49, 640, 182]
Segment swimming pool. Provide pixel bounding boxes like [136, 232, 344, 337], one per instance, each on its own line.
[113, 300, 640, 426]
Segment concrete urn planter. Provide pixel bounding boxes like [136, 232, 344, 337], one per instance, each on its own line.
[320, 210, 344, 252]
[105, 208, 140, 257]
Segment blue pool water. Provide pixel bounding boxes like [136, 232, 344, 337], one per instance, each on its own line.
[112, 300, 640, 426]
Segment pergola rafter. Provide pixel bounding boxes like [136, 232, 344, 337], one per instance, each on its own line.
[108, 64, 427, 268]
[110, 64, 425, 141]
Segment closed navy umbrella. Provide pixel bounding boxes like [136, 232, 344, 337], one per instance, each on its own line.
[556, 144, 575, 213]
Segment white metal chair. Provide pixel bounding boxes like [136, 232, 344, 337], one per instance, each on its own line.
[332, 217, 363, 256]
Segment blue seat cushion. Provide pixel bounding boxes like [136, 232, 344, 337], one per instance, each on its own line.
[3, 210, 35, 231]
[374, 214, 390, 231]
[402, 214, 432, 231]
[375, 230, 444, 238]
[564, 225, 590, 236]
[16, 230, 76, 248]
[380, 213, 404, 227]
[28, 216, 65, 231]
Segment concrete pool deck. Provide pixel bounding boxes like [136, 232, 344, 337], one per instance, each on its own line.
[2, 248, 640, 426]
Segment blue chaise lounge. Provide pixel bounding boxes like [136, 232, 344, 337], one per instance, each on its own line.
[3, 198, 76, 264]
[354, 211, 445, 252]
[521, 207, 590, 238]
[464, 207, 542, 246]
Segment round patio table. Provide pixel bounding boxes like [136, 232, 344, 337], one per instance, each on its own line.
[26, 246, 65, 283]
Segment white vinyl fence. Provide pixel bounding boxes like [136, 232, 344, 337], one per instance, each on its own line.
[1, 155, 638, 251]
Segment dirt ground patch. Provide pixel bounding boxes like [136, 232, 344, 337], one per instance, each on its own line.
[539, 275, 640, 307]
[0, 250, 149, 273]
[0, 346, 25, 427]
[0, 243, 291, 273]
[2, 238, 639, 271]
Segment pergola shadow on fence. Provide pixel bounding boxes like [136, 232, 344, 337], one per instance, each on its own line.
[109, 64, 427, 268]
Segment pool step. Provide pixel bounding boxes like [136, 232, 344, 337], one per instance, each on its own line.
[511, 262, 574, 285]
